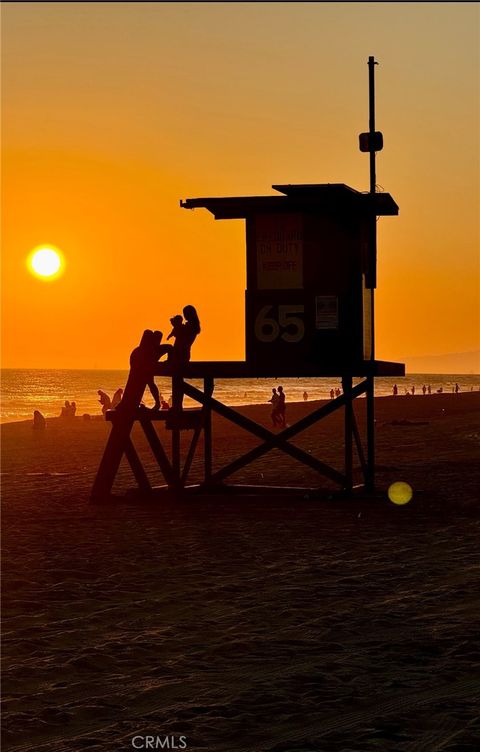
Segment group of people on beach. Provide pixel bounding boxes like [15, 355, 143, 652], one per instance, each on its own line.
[97, 388, 124, 414]
[393, 383, 461, 396]
[60, 400, 77, 418]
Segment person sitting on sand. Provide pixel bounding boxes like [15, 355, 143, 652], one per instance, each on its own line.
[98, 390, 112, 414]
[60, 400, 70, 418]
[70, 401, 77, 417]
[111, 388, 124, 409]
[32, 410, 46, 430]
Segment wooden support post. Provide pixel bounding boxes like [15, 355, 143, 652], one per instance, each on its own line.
[90, 352, 150, 501]
[342, 375, 353, 493]
[203, 376, 213, 483]
[366, 373, 375, 492]
[171, 374, 183, 491]
[351, 412, 368, 482]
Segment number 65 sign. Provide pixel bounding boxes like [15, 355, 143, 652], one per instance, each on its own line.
[254, 305, 305, 343]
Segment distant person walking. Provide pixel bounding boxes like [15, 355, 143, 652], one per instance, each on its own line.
[427, 385, 431, 394]
[275, 386, 286, 428]
[422, 384, 427, 395]
[330, 388, 335, 400]
[455, 383, 460, 394]
[393, 384, 398, 396]
[268, 388, 280, 426]
[303, 391, 308, 401]
[412, 385, 415, 396]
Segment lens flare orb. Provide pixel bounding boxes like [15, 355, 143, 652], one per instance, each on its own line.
[388, 481, 413, 505]
[28, 246, 64, 280]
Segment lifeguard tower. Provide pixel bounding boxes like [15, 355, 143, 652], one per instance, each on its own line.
[91, 57, 404, 502]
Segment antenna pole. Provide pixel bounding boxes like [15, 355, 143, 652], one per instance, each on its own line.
[368, 55, 377, 195]
[366, 56, 378, 492]
[367, 55, 378, 290]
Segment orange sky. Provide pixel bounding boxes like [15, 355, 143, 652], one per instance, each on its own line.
[2, 2, 479, 371]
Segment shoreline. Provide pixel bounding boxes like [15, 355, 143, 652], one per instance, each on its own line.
[1, 389, 479, 428]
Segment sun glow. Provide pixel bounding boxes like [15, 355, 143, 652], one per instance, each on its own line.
[27, 246, 65, 280]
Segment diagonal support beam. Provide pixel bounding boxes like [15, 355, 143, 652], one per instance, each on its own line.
[182, 381, 368, 487]
[180, 415, 205, 486]
[124, 438, 152, 492]
[181, 377, 213, 486]
[140, 419, 174, 486]
[208, 434, 345, 485]
[183, 380, 367, 444]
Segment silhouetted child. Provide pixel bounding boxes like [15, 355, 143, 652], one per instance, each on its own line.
[167, 314, 183, 342]
[170, 305, 201, 367]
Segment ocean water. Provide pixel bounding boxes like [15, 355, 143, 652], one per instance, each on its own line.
[1, 369, 479, 424]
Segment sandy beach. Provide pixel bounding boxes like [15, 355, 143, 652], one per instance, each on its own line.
[2, 392, 480, 751]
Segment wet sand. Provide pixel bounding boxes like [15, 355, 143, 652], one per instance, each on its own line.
[2, 393, 480, 751]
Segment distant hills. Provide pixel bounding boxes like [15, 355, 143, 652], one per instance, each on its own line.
[402, 350, 480, 374]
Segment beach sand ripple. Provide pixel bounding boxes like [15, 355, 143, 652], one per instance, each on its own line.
[2, 394, 480, 751]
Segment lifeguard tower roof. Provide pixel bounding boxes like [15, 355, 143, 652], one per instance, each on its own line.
[180, 183, 399, 220]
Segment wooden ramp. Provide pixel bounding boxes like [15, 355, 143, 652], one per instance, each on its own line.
[90, 339, 404, 502]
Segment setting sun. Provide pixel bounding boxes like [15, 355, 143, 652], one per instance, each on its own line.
[27, 246, 64, 280]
